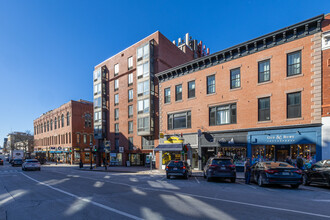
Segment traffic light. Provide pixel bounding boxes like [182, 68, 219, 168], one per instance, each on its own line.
[93, 145, 98, 152]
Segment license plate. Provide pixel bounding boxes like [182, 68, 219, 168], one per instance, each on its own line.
[282, 172, 289, 175]
[221, 167, 226, 170]
[173, 168, 177, 170]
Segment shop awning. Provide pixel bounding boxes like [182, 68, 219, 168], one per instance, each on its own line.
[153, 144, 182, 152]
[50, 151, 55, 153]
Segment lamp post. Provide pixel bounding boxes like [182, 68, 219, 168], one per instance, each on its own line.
[90, 142, 93, 170]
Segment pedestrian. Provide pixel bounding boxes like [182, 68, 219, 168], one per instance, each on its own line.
[244, 158, 251, 184]
[103, 158, 107, 170]
[79, 159, 83, 169]
[285, 156, 292, 165]
[296, 156, 304, 170]
[55, 157, 58, 165]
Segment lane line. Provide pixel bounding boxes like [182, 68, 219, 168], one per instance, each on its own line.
[194, 177, 200, 184]
[237, 181, 258, 190]
[21, 173, 143, 220]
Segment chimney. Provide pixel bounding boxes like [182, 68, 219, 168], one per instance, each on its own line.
[185, 33, 189, 46]
[172, 40, 176, 45]
[178, 38, 182, 45]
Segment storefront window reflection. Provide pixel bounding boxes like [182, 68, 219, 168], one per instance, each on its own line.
[162, 152, 181, 165]
[252, 145, 275, 162]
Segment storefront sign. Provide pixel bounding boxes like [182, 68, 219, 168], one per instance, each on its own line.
[110, 153, 117, 157]
[50, 147, 56, 150]
[84, 148, 90, 151]
[74, 148, 80, 151]
[58, 147, 62, 150]
[164, 136, 183, 144]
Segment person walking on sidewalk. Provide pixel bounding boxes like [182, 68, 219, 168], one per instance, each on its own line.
[244, 158, 252, 184]
[79, 159, 83, 169]
[103, 158, 107, 170]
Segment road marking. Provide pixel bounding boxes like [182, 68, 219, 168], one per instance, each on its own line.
[237, 181, 257, 190]
[49, 169, 330, 218]
[21, 173, 143, 220]
[194, 177, 200, 184]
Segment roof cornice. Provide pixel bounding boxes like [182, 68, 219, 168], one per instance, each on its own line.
[156, 14, 324, 82]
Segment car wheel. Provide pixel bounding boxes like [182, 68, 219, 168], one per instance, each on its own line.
[291, 184, 300, 189]
[258, 175, 264, 187]
[184, 173, 188, 179]
[231, 178, 236, 183]
[166, 175, 170, 179]
[302, 175, 310, 186]
[22, 167, 25, 171]
[38, 168, 41, 171]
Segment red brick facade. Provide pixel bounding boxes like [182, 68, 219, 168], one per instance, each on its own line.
[322, 14, 330, 117]
[33, 100, 94, 164]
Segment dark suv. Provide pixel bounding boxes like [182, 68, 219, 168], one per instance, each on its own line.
[166, 161, 192, 179]
[203, 157, 236, 182]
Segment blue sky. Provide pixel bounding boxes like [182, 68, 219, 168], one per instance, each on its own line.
[0, 0, 329, 146]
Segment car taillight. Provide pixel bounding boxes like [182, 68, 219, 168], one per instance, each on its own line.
[294, 170, 302, 174]
[229, 164, 236, 169]
[209, 165, 218, 168]
[265, 169, 279, 174]
[166, 166, 169, 170]
[182, 166, 186, 169]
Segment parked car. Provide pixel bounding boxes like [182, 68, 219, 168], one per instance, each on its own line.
[22, 159, 41, 171]
[0, 158, 3, 165]
[166, 160, 192, 179]
[302, 159, 330, 187]
[203, 157, 236, 182]
[12, 159, 23, 167]
[251, 161, 302, 188]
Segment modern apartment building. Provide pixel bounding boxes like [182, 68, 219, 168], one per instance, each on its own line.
[33, 100, 94, 164]
[93, 31, 206, 167]
[156, 14, 330, 170]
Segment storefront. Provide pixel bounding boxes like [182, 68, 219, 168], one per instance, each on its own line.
[154, 143, 184, 170]
[199, 132, 248, 171]
[109, 153, 123, 166]
[248, 126, 322, 163]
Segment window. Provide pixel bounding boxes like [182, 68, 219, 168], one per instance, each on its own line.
[114, 64, 119, 76]
[137, 62, 150, 78]
[114, 94, 119, 105]
[85, 113, 92, 127]
[258, 60, 270, 83]
[207, 75, 215, 94]
[137, 81, 149, 97]
[114, 79, 119, 91]
[128, 105, 133, 118]
[94, 125, 102, 136]
[94, 83, 101, 95]
[114, 108, 119, 120]
[115, 123, 119, 134]
[138, 117, 149, 132]
[128, 73, 133, 86]
[142, 136, 154, 149]
[47, 121, 49, 132]
[94, 97, 101, 108]
[93, 68, 101, 81]
[50, 120, 53, 131]
[89, 134, 93, 144]
[77, 134, 80, 144]
[54, 117, 57, 129]
[94, 111, 101, 122]
[138, 99, 149, 114]
[128, 56, 133, 70]
[258, 97, 270, 121]
[128, 89, 133, 102]
[287, 51, 301, 77]
[137, 44, 149, 61]
[287, 92, 301, 118]
[164, 88, 171, 104]
[128, 121, 133, 134]
[83, 134, 87, 144]
[175, 84, 182, 101]
[209, 103, 236, 126]
[188, 81, 195, 98]
[115, 138, 119, 150]
[67, 112, 70, 126]
[61, 114, 64, 127]
[128, 137, 134, 150]
[230, 68, 241, 89]
[168, 111, 191, 130]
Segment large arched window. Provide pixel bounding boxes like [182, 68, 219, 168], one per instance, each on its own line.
[54, 117, 57, 129]
[67, 112, 70, 126]
[58, 116, 61, 128]
[44, 122, 46, 133]
[61, 114, 64, 127]
[47, 121, 49, 132]
[50, 119, 53, 130]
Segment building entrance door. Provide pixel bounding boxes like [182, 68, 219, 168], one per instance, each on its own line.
[275, 145, 290, 161]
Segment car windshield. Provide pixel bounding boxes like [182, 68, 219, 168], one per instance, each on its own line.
[26, 160, 39, 163]
[14, 159, 23, 162]
[168, 161, 184, 167]
[263, 162, 294, 168]
[212, 159, 232, 166]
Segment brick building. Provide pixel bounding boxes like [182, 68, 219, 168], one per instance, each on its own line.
[93, 31, 207, 167]
[322, 14, 330, 160]
[33, 100, 94, 164]
[156, 14, 329, 170]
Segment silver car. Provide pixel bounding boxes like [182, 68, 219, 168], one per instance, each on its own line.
[22, 159, 41, 171]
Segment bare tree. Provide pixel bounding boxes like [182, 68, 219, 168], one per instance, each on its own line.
[11, 131, 34, 154]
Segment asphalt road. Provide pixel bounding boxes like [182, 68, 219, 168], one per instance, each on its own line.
[1, 162, 330, 220]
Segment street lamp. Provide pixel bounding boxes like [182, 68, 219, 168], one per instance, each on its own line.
[90, 142, 93, 170]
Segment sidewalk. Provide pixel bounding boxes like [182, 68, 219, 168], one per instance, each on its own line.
[77, 165, 245, 179]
